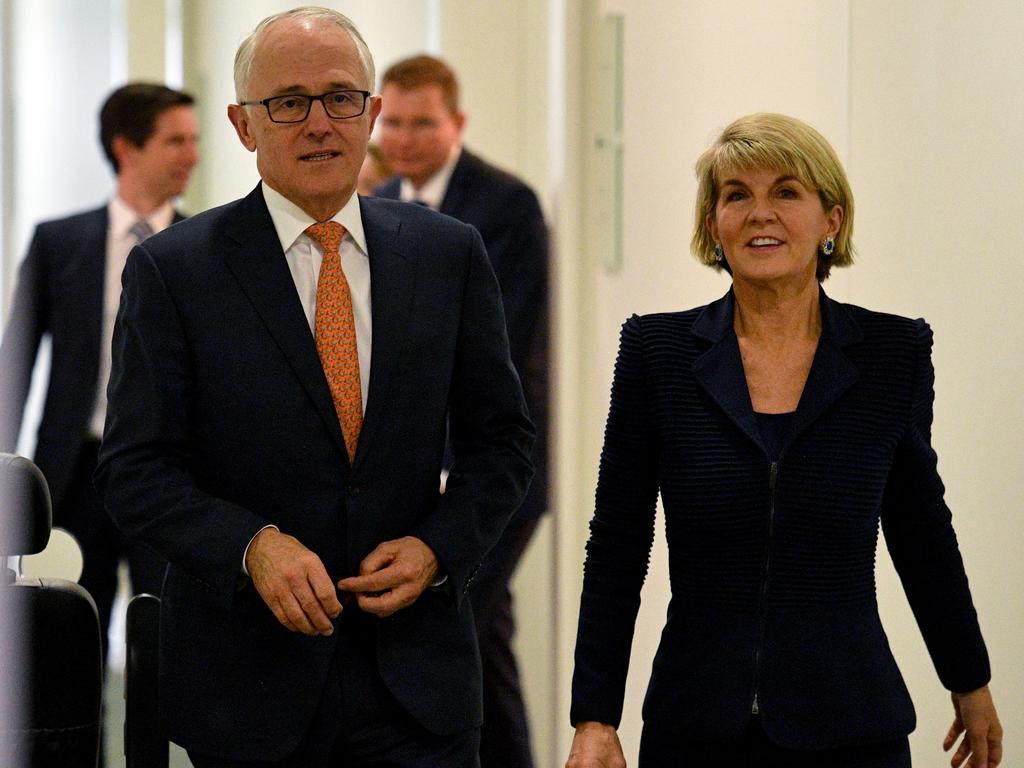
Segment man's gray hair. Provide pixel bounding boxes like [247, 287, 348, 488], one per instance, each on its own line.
[233, 6, 376, 101]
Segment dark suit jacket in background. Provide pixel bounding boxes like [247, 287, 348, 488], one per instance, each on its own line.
[378, 148, 549, 522]
[0, 206, 183, 512]
[95, 186, 534, 761]
[571, 289, 990, 750]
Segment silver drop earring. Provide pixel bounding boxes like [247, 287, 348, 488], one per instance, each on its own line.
[714, 243, 724, 262]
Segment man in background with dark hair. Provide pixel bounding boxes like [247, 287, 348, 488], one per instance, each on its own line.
[376, 54, 549, 768]
[0, 82, 199, 655]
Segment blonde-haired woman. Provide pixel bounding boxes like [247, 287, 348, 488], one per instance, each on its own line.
[566, 113, 1001, 768]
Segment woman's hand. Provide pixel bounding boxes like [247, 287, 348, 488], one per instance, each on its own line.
[566, 721, 627, 768]
[944, 684, 1002, 768]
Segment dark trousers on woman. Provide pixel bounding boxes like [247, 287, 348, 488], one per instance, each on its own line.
[188, 610, 480, 768]
[639, 717, 911, 768]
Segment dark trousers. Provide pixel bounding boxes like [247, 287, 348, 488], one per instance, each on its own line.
[471, 514, 541, 768]
[639, 717, 912, 768]
[188, 611, 480, 767]
[61, 439, 166, 660]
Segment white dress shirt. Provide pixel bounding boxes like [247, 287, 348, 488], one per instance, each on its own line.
[398, 145, 462, 210]
[261, 183, 373, 412]
[90, 196, 175, 438]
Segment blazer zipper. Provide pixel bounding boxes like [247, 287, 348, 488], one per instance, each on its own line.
[751, 460, 779, 716]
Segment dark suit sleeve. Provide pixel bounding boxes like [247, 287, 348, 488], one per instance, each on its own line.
[95, 244, 267, 610]
[880, 319, 991, 693]
[490, 187, 548, 374]
[570, 315, 660, 728]
[413, 226, 535, 607]
[0, 227, 48, 452]
[491, 186, 550, 520]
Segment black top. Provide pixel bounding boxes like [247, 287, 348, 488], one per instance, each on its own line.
[755, 411, 795, 462]
[570, 289, 990, 751]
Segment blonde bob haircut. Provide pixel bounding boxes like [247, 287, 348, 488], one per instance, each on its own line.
[691, 113, 855, 281]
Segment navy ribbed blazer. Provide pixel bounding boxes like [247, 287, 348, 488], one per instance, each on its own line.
[570, 288, 990, 750]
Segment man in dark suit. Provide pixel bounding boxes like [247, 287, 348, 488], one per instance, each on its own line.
[376, 54, 549, 768]
[95, 8, 533, 767]
[0, 82, 198, 649]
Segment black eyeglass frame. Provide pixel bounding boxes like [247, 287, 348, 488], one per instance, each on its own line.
[238, 90, 372, 123]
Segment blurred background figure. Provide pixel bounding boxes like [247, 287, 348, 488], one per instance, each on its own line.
[0, 82, 198, 672]
[357, 143, 393, 196]
[376, 54, 550, 768]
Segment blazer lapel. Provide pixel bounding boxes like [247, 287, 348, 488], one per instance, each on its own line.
[220, 185, 347, 458]
[691, 291, 763, 450]
[354, 198, 416, 470]
[785, 290, 862, 450]
[691, 288, 864, 456]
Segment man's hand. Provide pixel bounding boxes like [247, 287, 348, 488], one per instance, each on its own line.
[336, 536, 439, 618]
[944, 684, 1003, 768]
[245, 527, 342, 636]
[565, 721, 627, 768]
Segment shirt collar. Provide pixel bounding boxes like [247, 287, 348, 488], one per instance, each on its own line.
[399, 145, 462, 210]
[261, 183, 368, 257]
[109, 195, 175, 238]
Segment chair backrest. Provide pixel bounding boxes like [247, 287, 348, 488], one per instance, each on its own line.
[125, 593, 168, 768]
[0, 453, 102, 768]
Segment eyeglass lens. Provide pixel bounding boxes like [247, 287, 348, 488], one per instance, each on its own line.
[268, 91, 365, 122]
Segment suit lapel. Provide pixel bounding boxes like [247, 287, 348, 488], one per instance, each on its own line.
[438, 149, 474, 217]
[80, 207, 111, 372]
[220, 185, 347, 459]
[355, 198, 416, 470]
[691, 288, 863, 456]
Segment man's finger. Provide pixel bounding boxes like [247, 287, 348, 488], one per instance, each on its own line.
[279, 592, 320, 636]
[298, 593, 335, 635]
[338, 565, 400, 595]
[358, 544, 396, 575]
[309, 570, 343, 619]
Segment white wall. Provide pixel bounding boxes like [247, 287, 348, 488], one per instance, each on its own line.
[557, 0, 1023, 763]
[438, 3, 558, 762]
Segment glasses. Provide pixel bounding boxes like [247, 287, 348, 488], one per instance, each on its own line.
[238, 90, 371, 123]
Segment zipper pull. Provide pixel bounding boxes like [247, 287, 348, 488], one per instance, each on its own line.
[751, 693, 760, 715]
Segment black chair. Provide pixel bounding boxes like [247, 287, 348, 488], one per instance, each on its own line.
[125, 592, 167, 768]
[0, 452, 103, 768]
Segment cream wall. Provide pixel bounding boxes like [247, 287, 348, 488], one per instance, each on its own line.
[556, 0, 1023, 764]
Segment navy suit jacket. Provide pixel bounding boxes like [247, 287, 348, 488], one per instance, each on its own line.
[0, 206, 183, 511]
[95, 185, 534, 760]
[571, 289, 990, 750]
[378, 148, 549, 521]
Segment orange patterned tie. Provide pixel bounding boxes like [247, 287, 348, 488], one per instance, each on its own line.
[306, 221, 362, 463]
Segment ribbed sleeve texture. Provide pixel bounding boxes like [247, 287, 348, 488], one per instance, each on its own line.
[569, 294, 991, 750]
